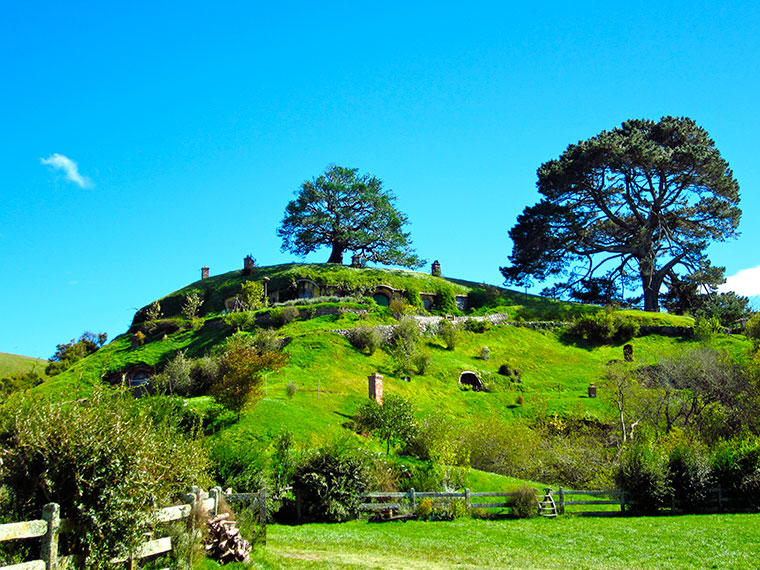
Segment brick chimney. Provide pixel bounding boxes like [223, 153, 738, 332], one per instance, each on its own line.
[368, 373, 383, 405]
[201, 267, 210, 280]
[431, 260, 441, 277]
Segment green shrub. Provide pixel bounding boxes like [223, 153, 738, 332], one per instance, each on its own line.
[511, 486, 538, 518]
[181, 292, 204, 320]
[435, 288, 458, 313]
[0, 370, 43, 399]
[389, 298, 410, 319]
[711, 435, 760, 507]
[270, 306, 299, 327]
[223, 310, 257, 332]
[145, 300, 162, 322]
[240, 281, 267, 310]
[190, 355, 219, 395]
[615, 443, 671, 514]
[569, 312, 639, 344]
[404, 286, 423, 310]
[348, 326, 383, 355]
[745, 313, 760, 350]
[463, 318, 491, 333]
[271, 430, 297, 494]
[387, 317, 422, 375]
[498, 364, 512, 376]
[154, 350, 195, 396]
[413, 352, 432, 375]
[667, 441, 713, 512]
[292, 447, 370, 522]
[693, 316, 721, 341]
[0, 387, 209, 569]
[45, 331, 108, 376]
[438, 320, 459, 350]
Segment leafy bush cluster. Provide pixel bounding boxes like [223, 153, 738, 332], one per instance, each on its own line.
[568, 312, 639, 344]
[0, 370, 43, 398]
[615, 434, 760, 513]
[436, 320, 459, 350]
[386, 317, 429, 375]
[0, 387, 210, 569]
[292, 446, 370, 522]
[348, 326, 384, 355]
[45, 331, 107, 376]
[463, 318, 491, 333]
[152, 330, 287, 420]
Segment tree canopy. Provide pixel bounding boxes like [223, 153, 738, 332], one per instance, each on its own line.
[278, 165, 423, 268]
[501, 117, 741, 311]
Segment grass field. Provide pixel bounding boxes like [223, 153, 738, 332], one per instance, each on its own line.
[224, 514, 760, 569]
[0, 352, 46, 377]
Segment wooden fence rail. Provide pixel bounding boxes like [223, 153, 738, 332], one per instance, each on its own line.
[0, 487, 267, 570]
[361, 488, 523, 512]
[362, 485, 748, 518]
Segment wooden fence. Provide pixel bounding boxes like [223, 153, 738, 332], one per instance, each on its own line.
[0, 487, 267, 570]
[361, 489, 526, 513]
[361, 485, 746, 517]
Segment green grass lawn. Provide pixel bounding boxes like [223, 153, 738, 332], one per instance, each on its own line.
[230, 514, 760, 569]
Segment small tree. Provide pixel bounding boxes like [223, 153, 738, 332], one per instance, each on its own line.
[356, 394, 416, 454]
[240, 281, 266, 311]
[181, 292, 204, 320]
[210, 333, 287, 420]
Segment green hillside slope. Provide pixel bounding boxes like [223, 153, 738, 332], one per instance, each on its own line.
[32, 262, 738, 457]
[0, 352, 47, 377]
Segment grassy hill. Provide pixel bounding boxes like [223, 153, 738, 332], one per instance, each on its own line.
[0, 352, 47, 378]
[33, 263, 738, 449]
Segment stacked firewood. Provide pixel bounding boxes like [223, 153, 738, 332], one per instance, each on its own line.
[204, 513, 251, 564]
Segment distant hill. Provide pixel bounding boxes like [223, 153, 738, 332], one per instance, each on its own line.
[0, 352, 47, 378]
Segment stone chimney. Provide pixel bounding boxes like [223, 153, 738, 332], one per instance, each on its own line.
[243, 255, 255, 276]
[201, 266, 210, 280]
[588, 383, 597, 398]
[368, 373, 383, 405]
[431, 260, 441, 277]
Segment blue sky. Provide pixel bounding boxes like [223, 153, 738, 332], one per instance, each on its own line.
[2, 1, 759, 359]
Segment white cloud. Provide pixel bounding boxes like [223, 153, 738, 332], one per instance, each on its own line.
[40, 153, 93, 188]
[720, 265, 760, 297]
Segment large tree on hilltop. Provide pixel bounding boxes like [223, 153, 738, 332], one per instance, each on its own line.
[501, 117, 741, 312]
[278, 165, 423, 268]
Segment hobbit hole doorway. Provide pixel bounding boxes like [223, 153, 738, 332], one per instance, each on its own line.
[458, 371, 484, 391]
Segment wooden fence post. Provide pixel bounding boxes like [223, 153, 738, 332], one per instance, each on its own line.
[409, 488, 416, 511]
[464, 489, 470, 510]
[620, 490, 626, 513]
[259, 488, 267, 546]
[185, 490, 198, 568]
[558, 487, 565, 515]
[209, 487, 221, 517]
[41, 502, 60, 570]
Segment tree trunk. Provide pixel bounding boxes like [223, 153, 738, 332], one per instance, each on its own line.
[642, 285, 660, 312]
[327, 243, 345, 264]
[639, 259, 662, 312]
